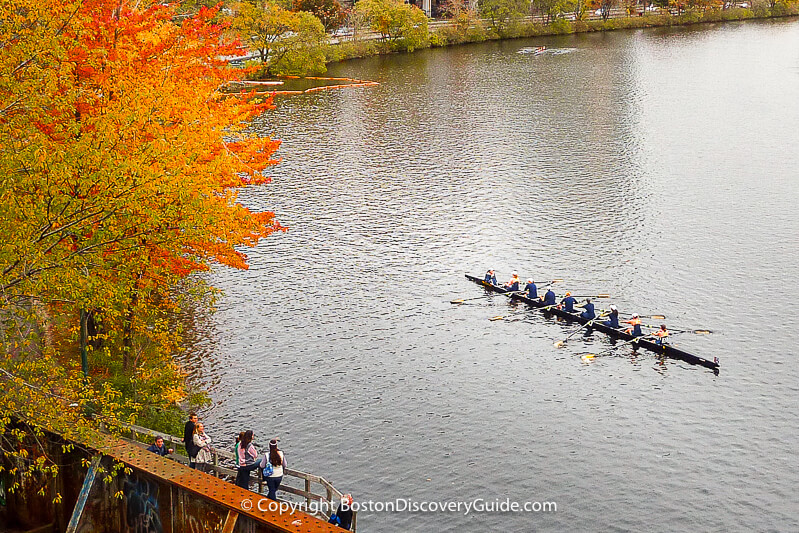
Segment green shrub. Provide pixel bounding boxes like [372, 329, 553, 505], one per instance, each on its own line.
[548, 17, 574, 34]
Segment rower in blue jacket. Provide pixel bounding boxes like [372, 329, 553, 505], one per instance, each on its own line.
[542, 287, 556, 306]
[524, 279, 537, 299]
[604, 305, 620, 328]
[560, 292, 577, 312]
[579, 298, 596, 320]
[484, 269, 497, 285]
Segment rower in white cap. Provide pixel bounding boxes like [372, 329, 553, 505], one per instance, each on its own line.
[541, 286, 556, 306]
[604, 305, 620, 328]
[624, 313, 644, 337]
[504, 271, 520, 291]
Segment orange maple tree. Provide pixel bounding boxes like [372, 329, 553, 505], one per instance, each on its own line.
[0, 0, 285, 478]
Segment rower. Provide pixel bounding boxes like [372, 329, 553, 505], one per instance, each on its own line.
[624, 313, 644, 337]
[504, 271, 520, 291]
[653, 324, 669, 345]
[524, 279, 537, 299]
[484, 269, 497, 285]
[541, 287, 556, 306]
[560, 292, 577, 313]
[604, 305, 620, 328]
[579, 298, 596, 320]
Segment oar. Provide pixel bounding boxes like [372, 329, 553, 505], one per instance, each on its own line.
[598, 309, 667, 321]
[641, 324, 712, 335]
[489, 301, 559, 321]
[451, 295, 494, 304]
[554, 313, 608, 347]
[567, 294, 611, 299]
[581, 334, 654, 360]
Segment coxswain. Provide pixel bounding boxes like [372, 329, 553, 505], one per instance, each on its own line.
[525, 279, 538, 299]
[484, 269, 497, 285]
[541, 287, 556, 306]
[653, 324, 669, 345]
[560, 292, 577, 312]
[579, 298, 596, 320]
[624, 313, 643, 337]
[604, 305, 620, 328]
[504, 272, 520, 291]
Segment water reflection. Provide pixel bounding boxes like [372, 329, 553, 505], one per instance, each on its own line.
[191, 20, 799, 533]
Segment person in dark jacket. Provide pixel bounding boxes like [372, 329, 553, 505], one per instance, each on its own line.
[524, 279, 537, 299]
[579, 298, 596, 320]
[604, 305, 620, 328]
[329, 494, 354, 530]
[146, 436, 174, 457]
[484, 269, 497, 285]
[183, 413, 199, 468]
[541, 287, 556, 306]
[560, 292, 577, 312]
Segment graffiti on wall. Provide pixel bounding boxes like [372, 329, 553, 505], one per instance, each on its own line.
[184, 492, 226, 533]
[123, 475, 164, 533]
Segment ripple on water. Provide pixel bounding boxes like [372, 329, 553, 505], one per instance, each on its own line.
[179, 20, 799, 533]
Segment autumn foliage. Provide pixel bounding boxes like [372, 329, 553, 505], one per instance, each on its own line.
[0, 0, 283, 489]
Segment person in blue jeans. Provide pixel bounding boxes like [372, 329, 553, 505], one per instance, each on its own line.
[264, 438, 286, 500]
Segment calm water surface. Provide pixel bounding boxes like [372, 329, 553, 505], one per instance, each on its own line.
[188, 19, 799, 532]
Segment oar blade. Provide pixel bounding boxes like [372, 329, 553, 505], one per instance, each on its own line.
[650, 315, 666, 319]
[489, 316, 504, 321]
[694, 329, 712, 335]
[450, 299, 465, 304]
[554, 340, 565, 348]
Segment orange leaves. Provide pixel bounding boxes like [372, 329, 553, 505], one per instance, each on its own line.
[1, 0, 286, 303]
[226, 136, 283, 174]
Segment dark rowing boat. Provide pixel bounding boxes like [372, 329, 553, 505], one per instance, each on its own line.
[465, 274, 719, 372]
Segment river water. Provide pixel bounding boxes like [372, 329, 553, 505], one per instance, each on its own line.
[191, 19, 799, 532]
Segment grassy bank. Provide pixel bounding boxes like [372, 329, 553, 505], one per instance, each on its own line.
[324, 4, 799, 65]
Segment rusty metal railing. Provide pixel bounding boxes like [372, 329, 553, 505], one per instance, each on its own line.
[120, 423, 356, 531]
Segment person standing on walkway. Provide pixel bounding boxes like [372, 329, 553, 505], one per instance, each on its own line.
[183, 413, 199, 469]
[235, 430, 260, 489]
[264, 438, 286, 500]
[233, 431, 245, 467]
[193, 422, 213, 473]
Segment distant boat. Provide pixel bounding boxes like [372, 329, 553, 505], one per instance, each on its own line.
[518, 46, 547, 55]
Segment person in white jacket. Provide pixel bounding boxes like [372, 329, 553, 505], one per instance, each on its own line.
[192, 423, 213, 473]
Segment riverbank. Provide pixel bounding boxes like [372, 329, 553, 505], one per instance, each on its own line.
[323, 5, 799, 66]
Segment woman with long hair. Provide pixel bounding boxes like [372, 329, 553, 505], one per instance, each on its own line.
[192, 423, 213, 473]
[235, 430, 260, 489]
[264, 438, 286, 500]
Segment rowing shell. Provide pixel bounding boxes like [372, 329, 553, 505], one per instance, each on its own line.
[465, 274, 719, 372]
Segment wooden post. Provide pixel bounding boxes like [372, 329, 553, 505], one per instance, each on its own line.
[257, 468, 264, 494]
[222, 510, 238, 533]
[305, 478, 312, 507]
[212, 449, 219, 478]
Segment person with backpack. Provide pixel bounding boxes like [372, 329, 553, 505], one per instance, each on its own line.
[328, 494, 354, 530]
[263, 438, 286, 500]
[235, 430, 260, 489]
